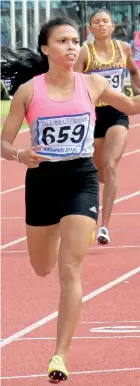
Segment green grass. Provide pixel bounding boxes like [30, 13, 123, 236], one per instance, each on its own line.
[0, 100, 28, 131]
[1, 100, 11, 117]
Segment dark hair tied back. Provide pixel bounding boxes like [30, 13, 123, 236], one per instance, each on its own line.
[1, 16, 78, 95]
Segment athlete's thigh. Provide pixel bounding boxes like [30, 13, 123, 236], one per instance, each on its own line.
[59, 163, 98, 263]
[59, 214, 96, 265]
[93, 138, 105, 182]
[26, 223, 60, 272]
[104, 125, 128, 164]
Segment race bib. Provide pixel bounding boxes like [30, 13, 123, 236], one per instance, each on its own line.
[97, 68, 124, 92]
[36, 113, 90, 157]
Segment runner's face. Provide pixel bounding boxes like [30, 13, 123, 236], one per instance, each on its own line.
[41, 25, 80, 69]
[90, 12, 115, 40]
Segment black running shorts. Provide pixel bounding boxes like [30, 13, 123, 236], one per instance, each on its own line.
[94, 105, 129, 138]
[25, 157, 99, 226]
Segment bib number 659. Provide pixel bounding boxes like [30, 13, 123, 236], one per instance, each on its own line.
[42, 124, 85, 145]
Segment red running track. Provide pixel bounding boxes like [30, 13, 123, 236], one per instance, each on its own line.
[1, 115, 140, 386]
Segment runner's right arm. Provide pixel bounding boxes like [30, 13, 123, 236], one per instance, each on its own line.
[1, 84, 51, 166]
[1, 86, 26, 160]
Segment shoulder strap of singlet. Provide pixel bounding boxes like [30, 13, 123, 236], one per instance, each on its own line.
[75, 72, 95, 114]
[32, 73, 46, 95]
[25, 74, 45, 123]
[113, 40, 127, 66]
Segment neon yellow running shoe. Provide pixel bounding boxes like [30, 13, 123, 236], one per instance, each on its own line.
[48, 355, 69, 383]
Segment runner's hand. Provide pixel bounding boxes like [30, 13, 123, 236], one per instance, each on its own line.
[18, 145, 51, 168]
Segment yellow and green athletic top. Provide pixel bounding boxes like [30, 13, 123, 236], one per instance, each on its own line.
[84, 39, 126, 107]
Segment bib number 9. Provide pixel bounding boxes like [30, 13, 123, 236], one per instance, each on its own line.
[105, 74, 120, 88]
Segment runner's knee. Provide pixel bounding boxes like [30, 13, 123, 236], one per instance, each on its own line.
[59, 260, 81, 287]
[104, 160, 117, 181]
[30, 258, 52, 277]
[58, 247, 83, 286]
[32, 265, 51, 277]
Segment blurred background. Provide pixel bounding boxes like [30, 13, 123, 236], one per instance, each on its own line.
[1, 0, 140, 49]
[1, 0, 140, 105]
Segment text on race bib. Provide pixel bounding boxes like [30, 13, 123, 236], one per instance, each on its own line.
[90, 68, 125, 92]
[98, 68, 125, 91]
[36, 113, 90, 157]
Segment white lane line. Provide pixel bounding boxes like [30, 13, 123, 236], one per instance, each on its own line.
[0, 237, 26, 251]
[122, 149, 140, 157]
[1, 245, 140, 254]
[103, 229, 140, 232]
[81, 320, 140, 324]
[1, 190, 140, 251]
[108, 212, 140, 216]
[71, 367, 140, 375]
[82, 266, 140, 303]
[130, 123, 140, 128]
[112, 190, 140, 205]
[1, 367, 140, 380]
[1, 335, 139, 341]
[89, 245, 140, 250]
[1, 217, 24, 220]
[0, 185, 25, 195]
[2, 250, 27, 253]
[0, 266, 140, 348]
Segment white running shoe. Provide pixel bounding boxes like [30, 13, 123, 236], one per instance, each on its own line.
[97, 226, 110, 244]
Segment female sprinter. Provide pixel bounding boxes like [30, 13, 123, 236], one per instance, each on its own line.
[74, 8, 140, 244]
[1, 16, 140, 383]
